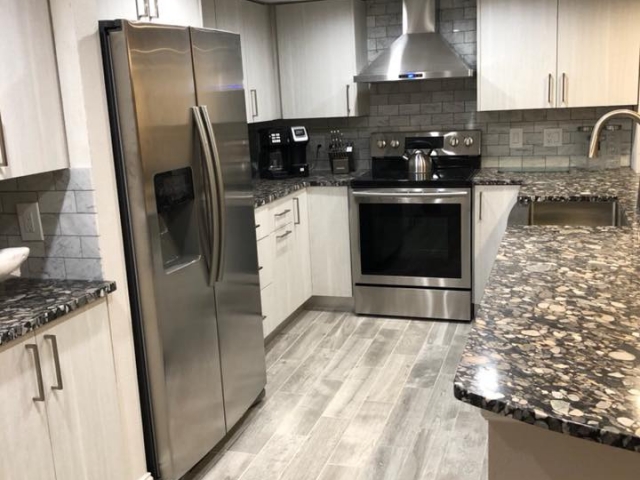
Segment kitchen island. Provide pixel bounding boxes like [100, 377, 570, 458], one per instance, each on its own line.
[456, 167, 640, 479]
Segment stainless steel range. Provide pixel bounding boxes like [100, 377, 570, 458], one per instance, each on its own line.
[350, 131, 481, 321]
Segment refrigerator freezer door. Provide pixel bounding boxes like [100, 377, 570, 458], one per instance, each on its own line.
[190, 27, 267, 428]
[112, 22, 226, 480]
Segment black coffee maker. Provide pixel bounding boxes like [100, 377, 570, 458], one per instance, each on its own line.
[258, 126, 309, 179]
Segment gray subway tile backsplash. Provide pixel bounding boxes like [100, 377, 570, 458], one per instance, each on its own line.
[0, 168, 102, 281]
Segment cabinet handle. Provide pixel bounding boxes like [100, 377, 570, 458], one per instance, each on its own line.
[547, 74, 553, 106]
[26, 344, 45, 402]
[276, 230, 292, 240]
[258, 266, 263, 271]
[0, 111, 8, 167]
[274, 209, 291, 218]
[255, 224, 261, 229]
[250, 89, 259, 118]
[479, 191, 483, 221]
[346, 84, 351, 116]
[561, 73, 567, 105]
[293, 197, 300, 225]
[45, 335, 63, 391]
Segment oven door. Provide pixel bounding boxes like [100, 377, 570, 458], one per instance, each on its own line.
[350, 188, 471, 289]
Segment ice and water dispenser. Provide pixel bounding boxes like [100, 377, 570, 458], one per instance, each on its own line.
[154, 167, 201, 272]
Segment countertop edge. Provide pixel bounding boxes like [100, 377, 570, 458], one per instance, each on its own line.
[453, 382, 640, 453]
[0, 280, 117, 348]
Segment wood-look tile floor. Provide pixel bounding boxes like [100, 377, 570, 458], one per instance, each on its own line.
[192, 310, 488, 480]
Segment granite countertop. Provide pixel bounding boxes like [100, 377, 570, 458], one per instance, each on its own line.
[0, 278, 116, 348]
[456, 167, 640, 452]
[253, 172, 358, 207]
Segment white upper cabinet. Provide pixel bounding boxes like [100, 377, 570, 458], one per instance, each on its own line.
[276, 0, 369, 119]
[203, 0, 241, 33]
[98, 0, 203, 26]
[557, 0, 640, 108]
[0, 0, 69, 180]
[240, 0, 281, 123]
[478, 0, 558, 111]
[478, 0, 640, 111]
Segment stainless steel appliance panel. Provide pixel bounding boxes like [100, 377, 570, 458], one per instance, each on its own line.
[354, 285, 471, 320]
[115, 22, 226, 480]
[190, 27, 266, 428]
[350, 188, 471, 289]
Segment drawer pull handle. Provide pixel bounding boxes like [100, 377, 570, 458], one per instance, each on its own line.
[274, 209, 291, 218]
[45, 335, 64, 391]
[276, 230, 292, 240]
[26, 344, 45, 402]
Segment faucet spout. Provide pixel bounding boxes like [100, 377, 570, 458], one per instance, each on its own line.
[588, 109, 640, 158]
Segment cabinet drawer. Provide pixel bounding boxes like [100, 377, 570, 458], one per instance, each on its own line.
[257, 235, 274, 289]
[271, 199, 294, 231]
[255, 206, 272, 240]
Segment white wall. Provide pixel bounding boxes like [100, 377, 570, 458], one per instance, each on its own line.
[49, 1, 148, 479]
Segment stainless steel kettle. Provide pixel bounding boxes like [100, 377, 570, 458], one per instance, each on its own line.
[404, 149, 432, 175]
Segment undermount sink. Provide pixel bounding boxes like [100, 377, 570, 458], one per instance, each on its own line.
[509, 200, 628, 227]
[0, 247, 30, 281]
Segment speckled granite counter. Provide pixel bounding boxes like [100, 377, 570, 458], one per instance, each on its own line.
[253, 172, 358, 207]
[0, 279, 116, 348]
[456, 167, 640, 453]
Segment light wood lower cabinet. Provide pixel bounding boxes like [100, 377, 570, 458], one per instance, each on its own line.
[473, 186, 520, 304]
[0, 335, 57, 480]
[0, 299, 127, 480]
[256, 190, 312, 338]
[308, 187, 352, 298]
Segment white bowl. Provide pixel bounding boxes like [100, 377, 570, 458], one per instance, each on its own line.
[0, 247, 30, 281]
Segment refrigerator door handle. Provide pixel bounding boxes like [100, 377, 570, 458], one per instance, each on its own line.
[192, 106, 220, 286]
[200, 105, 226, 283]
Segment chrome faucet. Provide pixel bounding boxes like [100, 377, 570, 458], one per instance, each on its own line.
[588, 109, 640, 158]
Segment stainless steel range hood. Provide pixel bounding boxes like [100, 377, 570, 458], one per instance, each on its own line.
[354, 0, 474, 83]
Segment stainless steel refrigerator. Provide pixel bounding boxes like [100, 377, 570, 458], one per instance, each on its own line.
[99, 20, 266, 480]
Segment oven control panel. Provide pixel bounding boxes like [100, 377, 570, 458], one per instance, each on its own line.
[371, 131, 481, 158]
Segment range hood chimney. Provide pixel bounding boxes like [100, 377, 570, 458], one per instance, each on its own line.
[354, 0, 474, 83]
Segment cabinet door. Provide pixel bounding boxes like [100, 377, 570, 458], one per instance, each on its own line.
[308, 187, 352, 297]
[276, 0, 358, 119]
[0, 0, 69, 179]
[152, 0, 203, 27]
[0, 336, 56, 480]
[38, 300, 127, 480]
[473, 186, 519, 304]
[478, 0, 558, 111]
[96, 0, 146, 20]
[274, 225, 296, 321]
[209, 0, 241, 32]
[557, 0, 640, 108]
[241, 0, 281, 123]
[292, 191, 312, 307]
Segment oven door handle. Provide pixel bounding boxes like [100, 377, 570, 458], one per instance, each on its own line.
[351, 190, 469, 198]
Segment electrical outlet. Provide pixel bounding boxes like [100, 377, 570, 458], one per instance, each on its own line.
[509, 128, 524, 149]
[543, 128, 563, 147]
[17, 202, 44, 241]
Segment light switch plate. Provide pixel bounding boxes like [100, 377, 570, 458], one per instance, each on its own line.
[543, 128, 563, 147]
[509, 128, 524, 149]
[17, 202, 44, 241]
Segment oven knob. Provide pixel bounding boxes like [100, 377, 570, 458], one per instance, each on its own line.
[376, 139, 387, 149]
[390, 139, 400, 149]
[449, 136, 460, 147]
[464, 137, 474, 147]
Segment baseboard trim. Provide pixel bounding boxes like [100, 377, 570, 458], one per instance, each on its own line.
[305, 295, 354, 311]
[136, 473, 153, 480]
